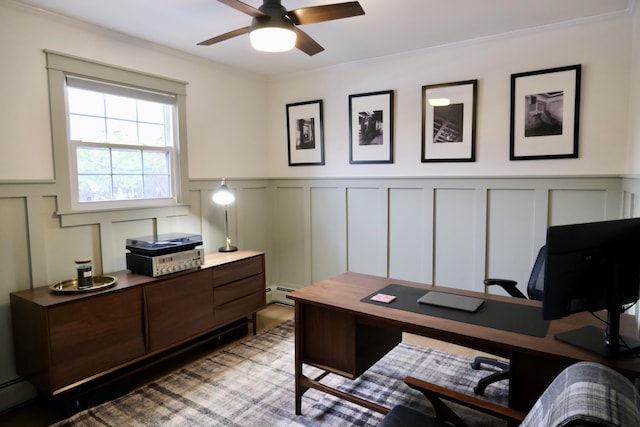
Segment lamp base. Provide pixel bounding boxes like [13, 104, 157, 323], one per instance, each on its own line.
[219, 245, 238, 253]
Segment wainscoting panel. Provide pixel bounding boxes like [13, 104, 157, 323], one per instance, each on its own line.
[388, 188, 428, 283]
[346, 187, 388, 277]
[40, 196, 101, 283]
[237, 186, 269, 254]
[111, 218, 156, 271]
[548, 189, 608, 225]
[433, 188, 477, 290]
[271, 185, 306, 289]
[310, 186, 347, 283]
[486, 189, 537, 296]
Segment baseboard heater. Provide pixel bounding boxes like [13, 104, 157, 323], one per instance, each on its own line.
[275, 287, 295, 305]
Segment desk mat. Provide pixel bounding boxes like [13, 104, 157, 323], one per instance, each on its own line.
[362, 284, 549, 337]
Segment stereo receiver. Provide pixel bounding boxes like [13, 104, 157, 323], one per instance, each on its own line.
[126, 248, 204, 277]
[125, 233, 204, 277]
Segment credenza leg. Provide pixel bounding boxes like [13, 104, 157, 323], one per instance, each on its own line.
[252, 312, 257, 335]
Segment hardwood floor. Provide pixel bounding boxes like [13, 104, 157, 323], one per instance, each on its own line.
[0, 303, 501, 426]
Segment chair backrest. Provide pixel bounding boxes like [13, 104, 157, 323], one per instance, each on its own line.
[526, 246, 546, 301]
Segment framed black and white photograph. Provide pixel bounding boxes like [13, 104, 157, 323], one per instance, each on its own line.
[286, 99, 324, 166]
[421, 80, 477, 162]
[510, 64, 581, 160]
[349, 90, 394, 164]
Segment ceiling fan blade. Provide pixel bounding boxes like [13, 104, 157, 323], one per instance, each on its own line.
[197, 26, 250, 46]
[287, 1, 364, 25]
[294, 27, 324, 56]
[217, 0, 267, 18]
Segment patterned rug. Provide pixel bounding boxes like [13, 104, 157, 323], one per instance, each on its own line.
[52, 320, 508, 426]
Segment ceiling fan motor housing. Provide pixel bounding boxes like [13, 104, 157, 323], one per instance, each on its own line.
[252, 0, 295, 31]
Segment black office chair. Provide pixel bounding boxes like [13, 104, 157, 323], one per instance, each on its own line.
[470, 246, 546, 395]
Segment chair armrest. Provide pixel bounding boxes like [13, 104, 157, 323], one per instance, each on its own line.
[404, 376, 526, 426]
[483, 278, 527, 299]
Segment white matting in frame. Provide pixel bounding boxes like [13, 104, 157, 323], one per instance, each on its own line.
[422, 80, 477, 162]
[349, 90, 394, 164]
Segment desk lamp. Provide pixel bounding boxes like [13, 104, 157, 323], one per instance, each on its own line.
[212, 178, 237, 252]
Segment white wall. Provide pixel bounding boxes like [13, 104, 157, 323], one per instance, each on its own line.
[266, 15, 632, 178]
[627, 3, 640, 174]
[0, 1, 269, 181]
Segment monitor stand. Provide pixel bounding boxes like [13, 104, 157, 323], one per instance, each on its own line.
[555, 325, 640, 359]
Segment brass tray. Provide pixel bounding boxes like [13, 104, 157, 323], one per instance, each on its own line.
[49, 275, 117, 293]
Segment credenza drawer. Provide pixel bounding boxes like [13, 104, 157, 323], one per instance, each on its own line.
[215, 290, 265, 326]
[213, 255, 263, 286]
[214, 274, 264, 306]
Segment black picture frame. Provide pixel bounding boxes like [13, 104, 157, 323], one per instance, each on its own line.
[349, 90, 394, 164]
[510, 64, 581, 160]
[421, 80, 477, 162]
[286, 99, 324, 166]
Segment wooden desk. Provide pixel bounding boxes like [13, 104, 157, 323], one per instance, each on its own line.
[288, 272, 640, 415]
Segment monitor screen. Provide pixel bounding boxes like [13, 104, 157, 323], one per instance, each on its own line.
[543, 217, 640, 358]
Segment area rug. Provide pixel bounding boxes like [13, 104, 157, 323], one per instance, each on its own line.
[52, 320, 508, 426]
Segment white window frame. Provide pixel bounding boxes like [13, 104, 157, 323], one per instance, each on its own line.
[45, 50, 189, 213]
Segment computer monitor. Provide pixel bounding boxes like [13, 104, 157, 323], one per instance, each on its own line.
[543, 217, 640, 358]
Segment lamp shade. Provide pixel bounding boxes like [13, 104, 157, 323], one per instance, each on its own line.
[212, 179, 235, 205]
[250, 26, 296, 52]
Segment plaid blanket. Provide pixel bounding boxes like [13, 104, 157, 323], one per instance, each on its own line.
[521, 361, 640, 426]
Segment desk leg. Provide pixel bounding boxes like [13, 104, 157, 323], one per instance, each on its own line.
[509, 353, 567, 412]
[294, 302, 306, 415]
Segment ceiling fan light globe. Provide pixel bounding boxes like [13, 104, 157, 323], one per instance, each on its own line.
[250, 27, 297, 52]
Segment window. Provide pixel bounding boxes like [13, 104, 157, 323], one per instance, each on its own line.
[46, 51, 188, 212]
[66, 77, 176, 205]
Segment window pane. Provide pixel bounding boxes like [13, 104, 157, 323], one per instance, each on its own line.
[138, 100, 165, 124]
[144, 175, 171, 198]
[105, 94, 137, 120]
[68, 88, 105, 116]
[139, 123, 166, 146]
[143, 151, 169, 174]
[113, 175, 143, 200]
[69, 115, 107, 142]
[78, 175, 112, 202]
[106, 118, 138, 144]
[77, 147, 111, 174]
[112, 149, 142, 174]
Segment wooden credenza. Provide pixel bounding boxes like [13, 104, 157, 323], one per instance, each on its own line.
[10, 250, 265, 396]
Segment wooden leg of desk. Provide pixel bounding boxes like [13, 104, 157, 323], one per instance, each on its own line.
[509, 353, 568, 412]
[294, 302, 306, 415]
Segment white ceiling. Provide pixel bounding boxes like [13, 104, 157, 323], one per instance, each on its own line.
[14, 0, 634, 77]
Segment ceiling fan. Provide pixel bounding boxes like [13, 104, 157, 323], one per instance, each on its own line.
[197, 0, 365, 56]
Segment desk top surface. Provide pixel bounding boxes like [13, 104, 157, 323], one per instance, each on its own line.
[288, 272, 640, 376]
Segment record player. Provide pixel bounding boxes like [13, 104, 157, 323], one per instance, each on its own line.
[126, 233, 204, 277]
